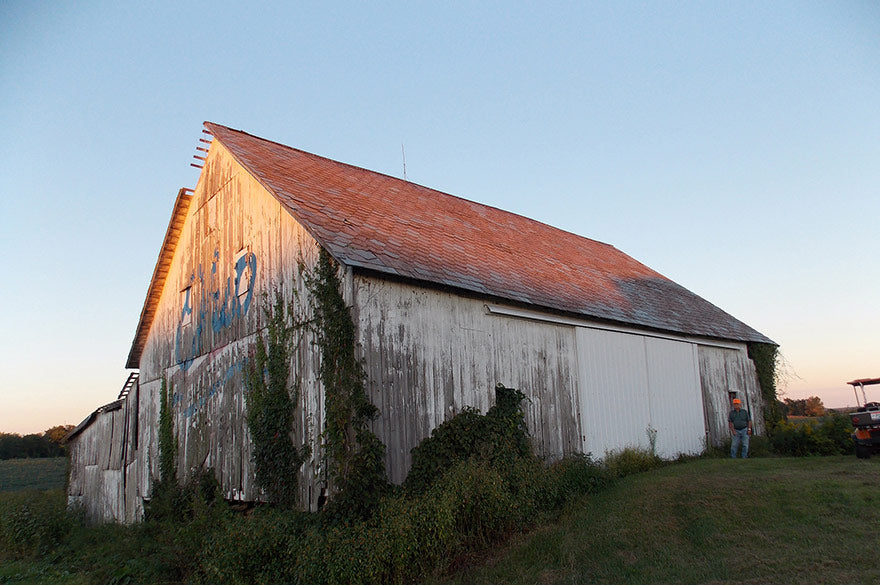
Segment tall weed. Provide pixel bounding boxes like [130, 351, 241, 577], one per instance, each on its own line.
[0, 490, 74, 559]
[603, 447, 664, 478]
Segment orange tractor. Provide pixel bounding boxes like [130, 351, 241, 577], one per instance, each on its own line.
[849, 378, 880, 459]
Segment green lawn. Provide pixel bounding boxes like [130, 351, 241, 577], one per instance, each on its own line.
[3, 456, 880, 584]
[0, 457, 68, 492]
[434, 456, 880, 585]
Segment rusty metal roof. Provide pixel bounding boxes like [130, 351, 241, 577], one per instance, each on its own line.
[188, 123, 770, 345]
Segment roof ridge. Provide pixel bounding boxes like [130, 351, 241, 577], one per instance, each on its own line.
[203, 121, 618, 251]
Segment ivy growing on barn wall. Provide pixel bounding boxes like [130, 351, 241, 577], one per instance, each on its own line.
[147, 377, 185, 520]
[302, 248, 388, 519]
[244, 292, 310, 509]
[158, 377, 177, 486]
[748, 342, 783, 429]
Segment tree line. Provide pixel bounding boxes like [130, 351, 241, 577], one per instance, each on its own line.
[780, 396, 825, 418]
[0, 425, 73, 459]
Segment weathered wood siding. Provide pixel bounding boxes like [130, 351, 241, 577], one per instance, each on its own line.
[134, 141, 327, 516]
[354, 278, 761, 476]
[698, 344, 764, 446]
[67, 391, 141, 523]
[354, 278, 583, 483]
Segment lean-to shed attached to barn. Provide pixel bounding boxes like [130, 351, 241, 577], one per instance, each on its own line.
[68, 122, 774, 522]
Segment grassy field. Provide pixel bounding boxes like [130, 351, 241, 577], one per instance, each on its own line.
[435, 456, 880, 585]
[0, 457, 67, 492]
[2, 456, 879, 584]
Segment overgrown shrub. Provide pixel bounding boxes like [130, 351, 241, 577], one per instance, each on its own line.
[405, 384, 531, 493]
[191, 383, 613, 584]
[146, 466, 223, 524]
[148, 377, 184, 521]
[195, 508, 314, 585]
[818, 412, 856, 453]
[770, 413, 853, 456]
[540, 454, 611, 508]
[603, 447, 664, 478]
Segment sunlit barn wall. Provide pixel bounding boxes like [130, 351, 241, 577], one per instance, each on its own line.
[134, 142, 327, 517]
[66, 390, 141, 523]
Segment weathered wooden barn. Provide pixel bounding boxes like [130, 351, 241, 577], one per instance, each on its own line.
[67, 122, 773, 523]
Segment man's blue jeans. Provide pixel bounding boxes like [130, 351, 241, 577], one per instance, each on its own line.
[731, 428, 749, 458]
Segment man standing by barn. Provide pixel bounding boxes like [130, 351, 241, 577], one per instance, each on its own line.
[728, 398, 752, 458]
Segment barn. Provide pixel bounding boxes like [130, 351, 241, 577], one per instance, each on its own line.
[67, 122, 774, 523]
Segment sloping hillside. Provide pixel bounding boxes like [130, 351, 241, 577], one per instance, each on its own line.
[435, 456, 880, 585]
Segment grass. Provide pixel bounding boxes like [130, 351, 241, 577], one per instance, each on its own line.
[433, 456, 880, 585]
[3, 456, 880, 584]
[0, 457, 68, 492]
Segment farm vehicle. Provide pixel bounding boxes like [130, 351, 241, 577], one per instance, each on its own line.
[848, 378, 880, 459]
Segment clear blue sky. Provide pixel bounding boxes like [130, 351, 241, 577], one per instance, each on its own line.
[1, 2, 878, 434]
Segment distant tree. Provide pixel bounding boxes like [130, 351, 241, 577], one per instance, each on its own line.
[783, 397, 825, 418]
[784, 398, 807, 417]
[804, 396, 826, 417]
[0, 433, 18, 459]
[44, 425, 75, 447]
[0, 429, 68, 459]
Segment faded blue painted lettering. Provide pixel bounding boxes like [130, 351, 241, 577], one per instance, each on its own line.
[181, 359, 248, 419]
[174, 249, 258, 370]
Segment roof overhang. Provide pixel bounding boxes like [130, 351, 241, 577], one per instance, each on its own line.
[64, 399, 124, 443]
[125, 188, 193, 369]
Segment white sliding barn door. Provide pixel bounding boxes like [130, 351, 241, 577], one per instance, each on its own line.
[642, 337, 705, 457]
[576, 328, 705, 459]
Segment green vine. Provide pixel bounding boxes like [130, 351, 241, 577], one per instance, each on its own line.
[147, 377, 184, 520]
[748, 342, 783, 429]
[245, 291, 310, 508]
[158, 377, 177, 485]
[303, 248, 387, 519]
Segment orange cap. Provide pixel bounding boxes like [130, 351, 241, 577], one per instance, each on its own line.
[732, 399, 742, 404]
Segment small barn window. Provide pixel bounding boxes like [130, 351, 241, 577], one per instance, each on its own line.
[181, 287, 193, 327]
